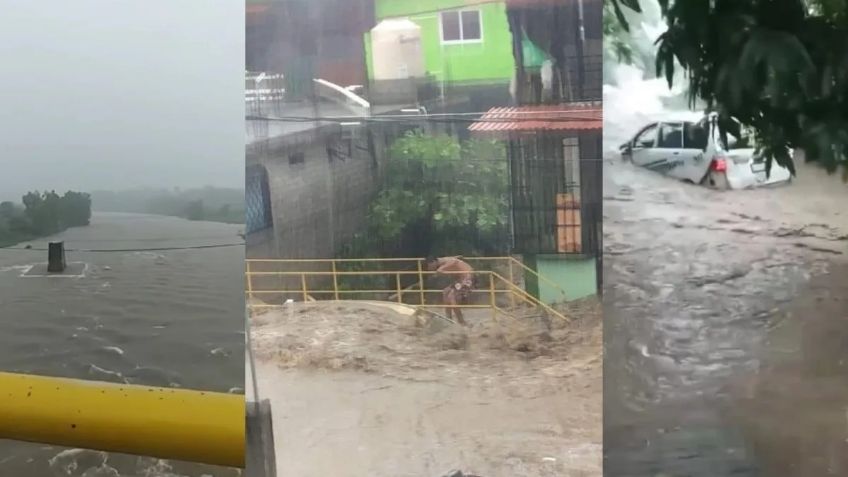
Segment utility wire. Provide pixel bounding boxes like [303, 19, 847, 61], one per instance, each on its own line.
[256, 109, 600, 119]
[23, 235, 245, 243]
[246, 112, 601, 124]
[0, 243, 244, 252]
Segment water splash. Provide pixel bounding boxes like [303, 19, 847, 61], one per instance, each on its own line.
[604, 0, 702, 156]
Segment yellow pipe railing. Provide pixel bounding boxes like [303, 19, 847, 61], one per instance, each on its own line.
[244, 256, 569, 299]
[246, 263, 570, 322]
[490, 271, 569, 322]
[0, 372, 245, 468]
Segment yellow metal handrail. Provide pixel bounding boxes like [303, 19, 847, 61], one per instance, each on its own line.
[490, 271, 569, 322]
[0, 372, 245, 468]
[245, 256, 569, 299]
[499, 256, 568, 302]
[245, 260, 569, 322]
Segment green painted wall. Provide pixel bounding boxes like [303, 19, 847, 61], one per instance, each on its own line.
[524, 255, 597, 304]
[367, 0, 515, 85]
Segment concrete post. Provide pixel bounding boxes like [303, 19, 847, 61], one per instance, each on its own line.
[47, 242, 66, 273]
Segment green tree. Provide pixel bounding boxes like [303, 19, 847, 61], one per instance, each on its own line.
[60, 191, 92, 227]
[357, 131, 510, 258]
[611, 0, 848, 175]
[184, 199, 206, 221]
[2, 190, 91, 246]
[336, 132, 511, 295]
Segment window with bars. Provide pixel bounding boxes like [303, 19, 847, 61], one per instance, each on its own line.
[557, 137, 581, 253]
[509, 134, 601, 257]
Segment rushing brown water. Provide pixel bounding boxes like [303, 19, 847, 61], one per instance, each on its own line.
[603, 158, 848, 476]
[0, 212, 244, 477]
[250, 301, 603, 477]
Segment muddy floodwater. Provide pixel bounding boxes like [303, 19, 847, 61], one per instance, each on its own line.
[0, 212, 244, 477]
[249, 300, 602, 477]
[603, 159, 848, 476]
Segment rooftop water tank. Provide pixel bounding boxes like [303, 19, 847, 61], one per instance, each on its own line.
[371, 19, 425, 81]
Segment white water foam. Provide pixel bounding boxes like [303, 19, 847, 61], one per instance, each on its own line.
[604, 0, 702, 156]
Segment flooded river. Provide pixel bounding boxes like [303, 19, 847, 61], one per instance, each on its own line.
[602, 157, 848, 475]
[0, 212, 244, 477]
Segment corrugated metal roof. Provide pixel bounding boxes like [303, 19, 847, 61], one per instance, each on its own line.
[246, 4, 270, 15]
[468, 103, 602, 133]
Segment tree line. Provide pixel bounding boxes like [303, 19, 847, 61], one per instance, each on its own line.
[0, 190, 92, 247]
[90, 187, 244, 225]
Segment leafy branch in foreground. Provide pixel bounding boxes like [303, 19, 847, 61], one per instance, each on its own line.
[610, 0, 848, 176]
[604, 1, 635, 63]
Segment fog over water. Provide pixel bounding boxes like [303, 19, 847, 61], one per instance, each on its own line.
[0, 0, 244, 201]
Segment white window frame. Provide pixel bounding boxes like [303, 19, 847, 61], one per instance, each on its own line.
[438, 9, 483, 45]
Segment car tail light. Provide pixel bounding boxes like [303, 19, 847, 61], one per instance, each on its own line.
[711, 157, 728, 172]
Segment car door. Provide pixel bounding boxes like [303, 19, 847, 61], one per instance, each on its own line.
[653, 122, 687, 179]
[629, 123, 662, 167]
[677, 121, 711, 183]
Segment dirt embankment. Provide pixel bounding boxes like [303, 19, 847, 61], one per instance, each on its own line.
[250, 299, 602, 477]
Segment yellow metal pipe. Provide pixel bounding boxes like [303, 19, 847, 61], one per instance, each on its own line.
[245, 261, 254, 304]
[249, 303, 491, 309]
[331, 261, 340, 300]
[244, 284, 512, 294]
[247, 270, 465, 276]
[489, 272, 496, 320]
[0, 372, 244, 468]
[491, 271, 570, 322]
[506, 256, 568, 299]
[417, 260, 426, 305]
[244, 257, 515, 264]
[245, 257, 423, 263]
[246, 289, 503, 295]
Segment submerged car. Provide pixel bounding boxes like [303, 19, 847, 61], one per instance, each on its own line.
[619, 113, 792, 189]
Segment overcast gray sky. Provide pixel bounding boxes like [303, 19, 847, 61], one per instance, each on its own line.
[0, 0, 244, 201]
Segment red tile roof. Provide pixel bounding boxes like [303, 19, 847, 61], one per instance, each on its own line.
[468, 103, 602, 134]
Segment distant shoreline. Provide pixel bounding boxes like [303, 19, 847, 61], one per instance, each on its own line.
[92, 209, 244, 225]
[1, 211, 243, 249]
[0, 223, 89, 249]
[89, 187, 244, 226]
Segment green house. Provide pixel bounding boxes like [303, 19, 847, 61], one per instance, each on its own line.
[365, 0, 522, 97]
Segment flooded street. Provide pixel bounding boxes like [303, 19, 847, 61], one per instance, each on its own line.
[603, 158, 848, 475]
[0, 212, 244, 477]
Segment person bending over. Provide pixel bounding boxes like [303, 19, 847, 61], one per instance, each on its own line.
[426, 255, 474, 325]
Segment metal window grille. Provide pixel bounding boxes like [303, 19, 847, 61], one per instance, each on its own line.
[508, 132, 601, 257]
